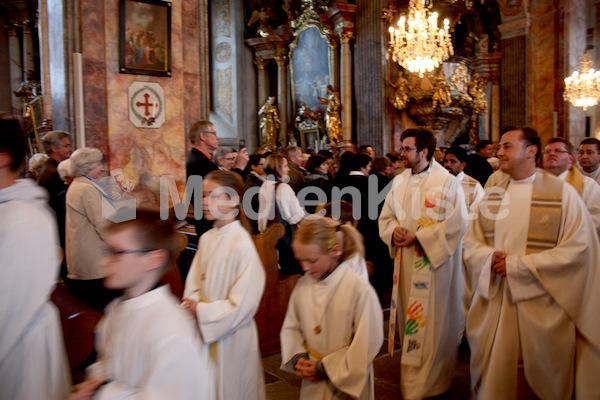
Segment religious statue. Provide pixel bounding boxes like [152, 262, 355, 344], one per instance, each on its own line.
[247, 7, 274, 37]
[318, 85, 342, 146]
[390, 74, 409, 110]
[431, 69, 452, 109]
[469, 75, 488, 115]
[450, 65, 469, 93]
[258, 96, 280, 151]
[296, 102, 318, 127]
[13, 70, 41, 104]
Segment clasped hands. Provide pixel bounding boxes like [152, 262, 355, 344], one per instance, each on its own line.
[294, 357, 318, 381]
[491, 251, 507, 277]
[181, 298, 199, 320]
[393, 227, 417, 248]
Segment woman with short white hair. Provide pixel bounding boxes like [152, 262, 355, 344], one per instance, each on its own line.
[213, 146, 235, 170]
[65, 147, 120, 311]
[57, 158, 73, 184]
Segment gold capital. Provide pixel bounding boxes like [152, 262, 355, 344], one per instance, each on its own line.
[275, 55, 287, 66]
[340, 31, 354, 44]
[255, 59, 267, 71]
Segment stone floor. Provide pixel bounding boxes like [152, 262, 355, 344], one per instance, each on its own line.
[262, 327, 471, 400]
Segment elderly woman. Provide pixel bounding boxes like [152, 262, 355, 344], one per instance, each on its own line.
[214, 146, 249, 177]
[65, 147, 120, 311]
[214, 146, 236, 171]
[258, 154, 305, 275]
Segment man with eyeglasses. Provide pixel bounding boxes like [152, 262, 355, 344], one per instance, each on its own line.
[379, 127, 468, 399]
[186, 120, 219, 238]
[464, 126, 600, 399]
[578, 137, 600, 185]
[542, 138, 600, 237]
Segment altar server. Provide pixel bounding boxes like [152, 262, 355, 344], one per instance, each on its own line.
[0, 117, 70, 400]
[281, 216, 383, 399]
[69, 209, 210, 400]
[182, 170, 266, 400]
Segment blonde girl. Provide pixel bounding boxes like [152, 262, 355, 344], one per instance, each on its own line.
[280, 215, 384, 400]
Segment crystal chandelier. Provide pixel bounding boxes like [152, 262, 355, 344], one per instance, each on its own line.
[387, 0, 453, 78]
[564, 53, 600, 111]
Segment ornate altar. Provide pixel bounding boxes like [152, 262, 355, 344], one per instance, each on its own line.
[245, 0, 356, 149]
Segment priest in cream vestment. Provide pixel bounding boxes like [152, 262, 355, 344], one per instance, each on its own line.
[379, 128, 468, 399]
[464, 127, 600, 399]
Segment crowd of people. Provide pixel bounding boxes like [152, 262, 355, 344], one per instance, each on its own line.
[2, 115, 600, 399]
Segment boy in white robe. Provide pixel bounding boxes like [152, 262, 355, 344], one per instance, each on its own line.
[182, 170, 266, 400]
[0, 117, 71, 400]
[281, 216, 384, 400]
[69, 209, 210, 400]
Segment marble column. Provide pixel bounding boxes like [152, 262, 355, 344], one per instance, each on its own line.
[340, 31, 353, 147]
[276, 55, 288, 146]
[475, 52, 502, 142]
[331, 37, 340, 92]
[39, 0, 52, 121]
[22, 23, 35, 74]
[565, 0, 586, 145]
[256, 58, 267, 109]
[8, 26, 23, 115]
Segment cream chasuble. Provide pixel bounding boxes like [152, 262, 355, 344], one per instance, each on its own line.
[184, 221, 266, 400]
[379, 160, 468, 399]
[464, 172, 600, 400]
[280, 264, 383, 400]
[558, 168, 600, 238]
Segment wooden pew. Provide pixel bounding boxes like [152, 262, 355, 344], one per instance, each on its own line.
[51, 283, 102, 384]
[252, 223, 302, 356]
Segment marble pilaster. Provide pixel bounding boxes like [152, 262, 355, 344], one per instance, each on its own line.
[565, 0, 586, 146]
[340, 32, 353, 147]
[81, 0, 108, 154]
[183, 0, 202, 133]
[527, 0, 561, 145]
[22, 24, 35, 74]
[255, 59, 267, 108]
[475, 52, 502, 141]
[39, 0, 52, 121]
[276, 55, 288, 146]
[8, 27, 22, 115]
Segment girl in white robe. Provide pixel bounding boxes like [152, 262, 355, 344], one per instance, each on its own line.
[281, 216, 384, 400]
[182, 170, 266, 400]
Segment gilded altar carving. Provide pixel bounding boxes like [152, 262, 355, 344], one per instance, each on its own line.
[318, 85, 342, 146]
[390, 74, 410, 110]
[469, 75, 487, 115]
[431, 69, 452, 109]
[259, 96, 280, 151]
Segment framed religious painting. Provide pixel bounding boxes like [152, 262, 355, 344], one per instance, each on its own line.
[289, 23, 334, 119]
[119, 0, 171, 77]
[300, 128, 321, 154]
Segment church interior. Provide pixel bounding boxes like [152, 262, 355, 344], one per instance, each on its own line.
[2, 0, 600, 399]
[1, 0, 598, 207]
